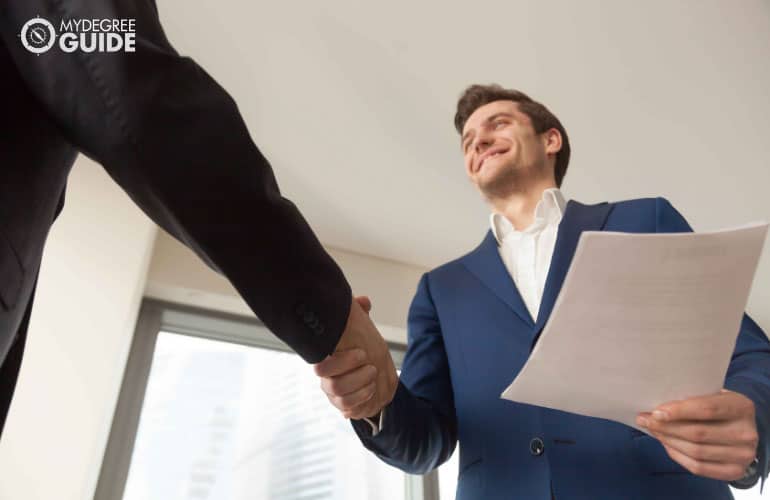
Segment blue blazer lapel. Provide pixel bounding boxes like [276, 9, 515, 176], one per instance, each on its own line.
[532, 200, 614, 339]
[461, 231, 535, 327]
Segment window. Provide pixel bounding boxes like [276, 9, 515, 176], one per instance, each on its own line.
[123, 332, 406, 500]
[95, 300, 437, 500]
[96, 299, 763, 500]
[732, 482, 765, 499]
[437, 451, 458, 499]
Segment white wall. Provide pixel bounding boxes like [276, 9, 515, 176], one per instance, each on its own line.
[146, 230, 426, 344]
[0, 158, 157, 500]
[155, 0, 770, 279]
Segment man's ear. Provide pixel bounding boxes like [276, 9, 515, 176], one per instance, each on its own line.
[544, 128, 562, 157]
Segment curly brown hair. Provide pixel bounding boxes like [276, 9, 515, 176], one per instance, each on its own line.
[454, 84, 571, 187]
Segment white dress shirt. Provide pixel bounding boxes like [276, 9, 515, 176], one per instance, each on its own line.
[363, 188, 567, 434]
[490, 188, 567, 321]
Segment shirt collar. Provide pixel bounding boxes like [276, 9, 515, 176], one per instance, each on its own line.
[490, 188, 567, 245]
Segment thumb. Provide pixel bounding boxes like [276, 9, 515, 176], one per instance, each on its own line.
[354, 295, 372, 314]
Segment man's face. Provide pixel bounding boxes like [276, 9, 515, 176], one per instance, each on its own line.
[460, 100, 556, 197]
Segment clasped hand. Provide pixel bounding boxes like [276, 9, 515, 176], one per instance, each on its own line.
[314, 296, 398, 420]
[315, 303, 761, 479]
[637, 390, 758, 481]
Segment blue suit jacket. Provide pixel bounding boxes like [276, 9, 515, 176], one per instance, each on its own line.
[353, 198, 770, 500]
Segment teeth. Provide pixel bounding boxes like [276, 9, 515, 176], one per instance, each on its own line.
[480, 151, 503, 169]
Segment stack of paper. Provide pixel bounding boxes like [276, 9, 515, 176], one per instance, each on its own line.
[501, 223, 768, 429]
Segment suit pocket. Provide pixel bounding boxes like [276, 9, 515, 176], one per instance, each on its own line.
[0, 230, 24, 311]
[631, 432, 689, 476]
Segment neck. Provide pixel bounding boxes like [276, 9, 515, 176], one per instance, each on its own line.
[487, 178, 558, 230]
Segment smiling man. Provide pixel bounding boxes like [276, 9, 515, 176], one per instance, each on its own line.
[315, 84, 770, 499]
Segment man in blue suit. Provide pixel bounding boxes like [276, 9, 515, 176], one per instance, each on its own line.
[314, 84, 770, 499]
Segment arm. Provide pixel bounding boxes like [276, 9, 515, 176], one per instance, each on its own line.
[724, 314, 770, 487]
[638, 197, 770, 485]
[315, 275, 457, 473]
[351, 274, 458, 474]
[0, 2, 348, 362]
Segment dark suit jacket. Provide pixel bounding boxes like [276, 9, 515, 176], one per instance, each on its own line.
[0, 1, 351, 435]
[353, 198, 770, 500]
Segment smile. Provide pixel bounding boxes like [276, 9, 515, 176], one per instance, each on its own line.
[478, 149, 507, 171]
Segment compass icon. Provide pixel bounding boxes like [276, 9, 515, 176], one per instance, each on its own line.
[20, 17, 56, 54]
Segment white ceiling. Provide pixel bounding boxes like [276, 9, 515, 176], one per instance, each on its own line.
[158, 0, 770, 271]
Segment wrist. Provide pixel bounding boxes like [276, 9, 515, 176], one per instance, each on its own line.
[731, 457, 760, 489]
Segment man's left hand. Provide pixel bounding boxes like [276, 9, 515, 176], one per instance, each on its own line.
[636, 390, 758, 481]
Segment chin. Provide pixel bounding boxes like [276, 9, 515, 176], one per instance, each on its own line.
[477, 169, 521, 197]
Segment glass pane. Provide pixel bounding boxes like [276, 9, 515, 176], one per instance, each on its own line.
[732, 484, 763, 499]
[123, 331, 406, 500]
[438, 449, 459, 499]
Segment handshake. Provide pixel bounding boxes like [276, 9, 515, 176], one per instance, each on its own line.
[314, 296, 399, 420]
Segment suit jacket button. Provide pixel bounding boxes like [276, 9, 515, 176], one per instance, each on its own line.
[314, 325, 325, 336]
[303, 311, 316, 324]
[530, 437, 545, 456]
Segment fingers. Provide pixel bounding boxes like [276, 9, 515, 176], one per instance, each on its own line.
[635, 391, 760, 482]
[638, 415, 757, 447]
[331, 383, 377, 419]
[320, 363, 378, 398]
[318, 296, 399, 421]
[652, 391, 754, 423]
[314, 348, 367, 378]
[659, 442, 748, 481]
[315, 349, 381, 419]
[650, 430, 757, 466]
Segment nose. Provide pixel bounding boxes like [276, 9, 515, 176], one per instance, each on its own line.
[474, 130, 493, 154]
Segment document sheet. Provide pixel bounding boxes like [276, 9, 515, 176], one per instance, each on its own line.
[501, 223, 768, 429]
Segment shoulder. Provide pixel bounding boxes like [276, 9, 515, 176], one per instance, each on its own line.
[603, 196, 690, 232]
[426, 255, 471, 284]
[607, 196, 663, 211]
[607, 196, 682, 211]
[422, 233, 491, 285]
[606, 196, 683, 219]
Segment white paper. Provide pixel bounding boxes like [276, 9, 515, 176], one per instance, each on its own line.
[501, 223, 769, 430]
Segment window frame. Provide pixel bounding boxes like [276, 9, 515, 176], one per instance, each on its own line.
[94, 298, 439, 500]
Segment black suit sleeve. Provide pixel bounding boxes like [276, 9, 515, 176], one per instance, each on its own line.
[0, 1, 351, 362]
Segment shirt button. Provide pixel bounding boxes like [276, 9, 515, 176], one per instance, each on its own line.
[530, 437, 545, 456]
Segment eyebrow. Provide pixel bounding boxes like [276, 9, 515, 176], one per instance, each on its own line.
[461, 112, 515, 149]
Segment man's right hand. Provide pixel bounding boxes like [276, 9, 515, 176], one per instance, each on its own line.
[314, 296, 398, 420]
